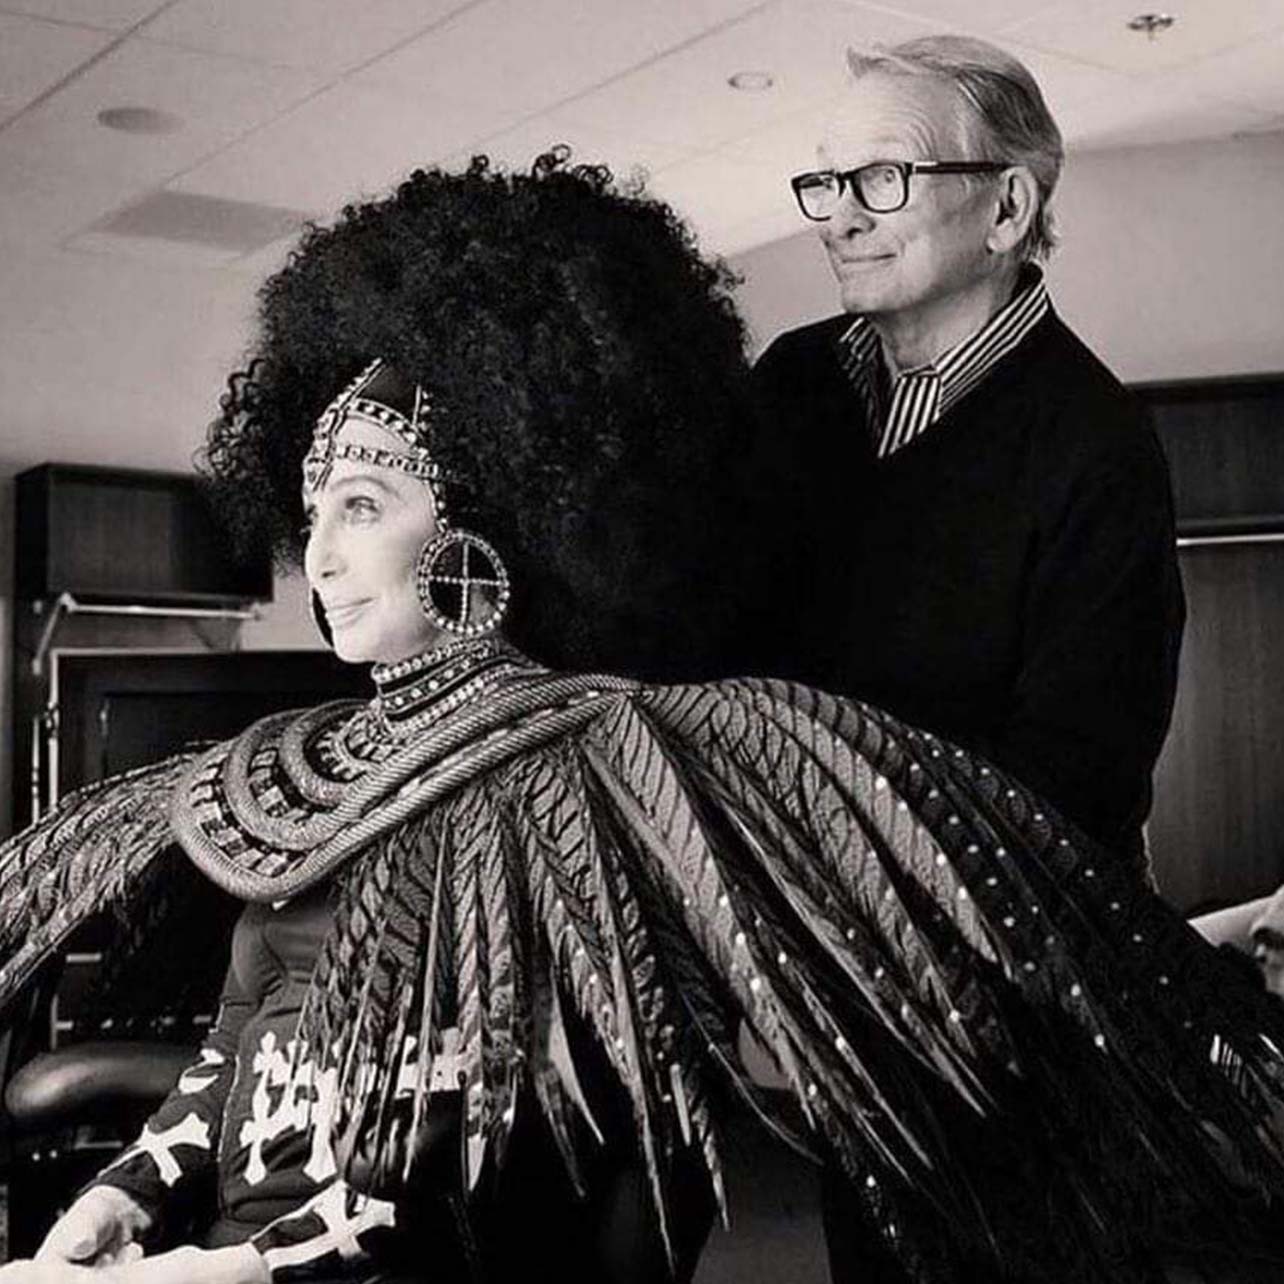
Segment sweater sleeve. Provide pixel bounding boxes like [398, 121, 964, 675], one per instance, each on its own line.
[87, 961, 254, 1227]
[994, 420, 1184, 859]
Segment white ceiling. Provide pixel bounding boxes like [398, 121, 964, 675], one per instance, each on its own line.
[2, 0, 1283, 264]
[1, 0, 1283, 479]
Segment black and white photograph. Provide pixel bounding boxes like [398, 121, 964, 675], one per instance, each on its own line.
[1, 2, 1283, 1280]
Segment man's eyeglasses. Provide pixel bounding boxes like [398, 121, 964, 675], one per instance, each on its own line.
[790, 160, 1010, 221]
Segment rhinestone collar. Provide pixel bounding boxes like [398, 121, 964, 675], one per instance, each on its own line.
[368, 636, 529, 740]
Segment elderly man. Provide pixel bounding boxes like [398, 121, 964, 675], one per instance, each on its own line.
[750, 35, 1183, 869]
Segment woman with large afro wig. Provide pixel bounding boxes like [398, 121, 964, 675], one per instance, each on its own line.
[6, 152, 1284, 1284]
[205, 147, 766, 682]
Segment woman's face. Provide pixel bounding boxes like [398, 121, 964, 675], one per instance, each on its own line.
[302, 420, 441, 665]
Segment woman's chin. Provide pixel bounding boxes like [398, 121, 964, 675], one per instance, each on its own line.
[330, 629, 444, 667]
[329, 631, 374, 665]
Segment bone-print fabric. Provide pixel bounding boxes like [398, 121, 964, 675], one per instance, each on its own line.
[91, 884, 397, 1277]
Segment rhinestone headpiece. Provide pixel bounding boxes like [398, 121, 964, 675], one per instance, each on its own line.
[303, 359, 445, 517]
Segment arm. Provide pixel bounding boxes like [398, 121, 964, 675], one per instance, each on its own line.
[44, 970, 395, 1281]
[30, 1181, 396, 1284]
[0, 1245, 267, 1284]
[992, 423, 1184, 856]
[43, 959, 256, 1263]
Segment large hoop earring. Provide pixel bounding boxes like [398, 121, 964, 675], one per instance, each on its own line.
[415, 530, 510, 637]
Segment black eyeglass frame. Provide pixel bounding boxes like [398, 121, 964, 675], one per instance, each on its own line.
[790, 160, 1011, 220]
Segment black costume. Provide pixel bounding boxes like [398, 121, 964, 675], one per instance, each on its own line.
[749, 306, 1185, 863]
[88, 872, 706, 1282]
[4, 641, 1284, 1283]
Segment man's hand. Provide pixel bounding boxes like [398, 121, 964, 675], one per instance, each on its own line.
[35, 1185, 150, 1267]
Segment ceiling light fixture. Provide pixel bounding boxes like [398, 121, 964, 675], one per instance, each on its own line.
[96, 106, 183, 135]
[728, 70, 774, 91]
[1127, 13, 1176, 38]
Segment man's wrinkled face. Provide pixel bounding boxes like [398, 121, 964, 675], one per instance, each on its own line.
[818, 73, 999, 322]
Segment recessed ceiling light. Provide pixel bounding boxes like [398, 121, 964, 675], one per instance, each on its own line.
[1127, 13, 1176, 37]
[728, 70, 774, 92]
[96, 106, 183, 135]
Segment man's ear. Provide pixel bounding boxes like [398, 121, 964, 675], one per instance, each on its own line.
[986, 166, 1038, 255]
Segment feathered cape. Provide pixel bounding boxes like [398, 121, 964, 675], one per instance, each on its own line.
[3, 671, 1284, 1282]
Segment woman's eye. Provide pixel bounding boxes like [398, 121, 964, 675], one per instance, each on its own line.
[344, 495, 380, 521]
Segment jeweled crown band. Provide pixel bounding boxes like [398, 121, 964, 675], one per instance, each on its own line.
[303, 358, 443, 517]
[328, 441, 441, 485]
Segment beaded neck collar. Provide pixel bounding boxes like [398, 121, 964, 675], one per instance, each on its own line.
[369, 636, 523, 737]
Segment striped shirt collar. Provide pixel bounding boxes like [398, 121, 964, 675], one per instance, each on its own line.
[837, 265, 1050, 457]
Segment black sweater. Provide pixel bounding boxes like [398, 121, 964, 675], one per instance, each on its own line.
[748, 309, 1184, 860]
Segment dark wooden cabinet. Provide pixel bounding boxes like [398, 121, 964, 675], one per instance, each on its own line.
[16, 464, 273, 604]
[1141, 374, 1284, 538]
[1148, 544, 1284, 909]
[1137, 375, 1284, 911]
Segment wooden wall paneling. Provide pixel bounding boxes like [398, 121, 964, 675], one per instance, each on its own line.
[1148, 544, 1284, 911]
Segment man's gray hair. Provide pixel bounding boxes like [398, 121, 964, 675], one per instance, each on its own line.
[846, 35, 1064, 262]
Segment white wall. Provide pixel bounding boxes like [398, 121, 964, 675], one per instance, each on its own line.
[0, 245, 322, 839]
[728, 130, 1284, 381]
[239, 569, 317, 649]
[0, 248, 265, 479]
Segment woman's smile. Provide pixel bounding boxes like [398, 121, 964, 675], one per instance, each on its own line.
[323, 598, 372, 628]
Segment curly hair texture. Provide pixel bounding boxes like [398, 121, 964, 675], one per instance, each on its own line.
[203, 152, 762, 678]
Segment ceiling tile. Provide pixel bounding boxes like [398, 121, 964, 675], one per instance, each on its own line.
[839, 0, 1061, 34]
[1058, 75, 1273, 149]
[0, 153, 140, 246]
[348, 0, 766, 113]
[445, 111, 695, 181]
[647, 147, 797, 249]
[1005, 0, 1284, 73]
[0, 39, 322, 183]
[551, 0, 938, 153]
[1164, 30, 1284, 116]
[717, 100, 837, 190]
[0, 0, 163, 29]
[990, 39, 1135, 116]
[142, 0, 472, 75]
[172, 82, 513, 214]
[89, 188, 311, 253]
[63, 227, 248, 267]
[0, 12, 111, 118]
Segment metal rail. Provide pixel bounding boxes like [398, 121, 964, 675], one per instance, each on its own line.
[31, 590, 258, 676]
[1177, 531, 1284, 549]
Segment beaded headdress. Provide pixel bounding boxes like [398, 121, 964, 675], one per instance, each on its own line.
[304, 357, 509, 638]
[303, 359, 445, 520]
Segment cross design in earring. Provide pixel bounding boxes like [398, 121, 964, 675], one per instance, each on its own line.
[415, 529, 511, 636]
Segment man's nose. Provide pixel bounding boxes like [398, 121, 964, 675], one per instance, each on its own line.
[826, 190, 876, 237]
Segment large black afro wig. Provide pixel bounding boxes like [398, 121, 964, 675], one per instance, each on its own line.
[203, 151, 767, 680]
